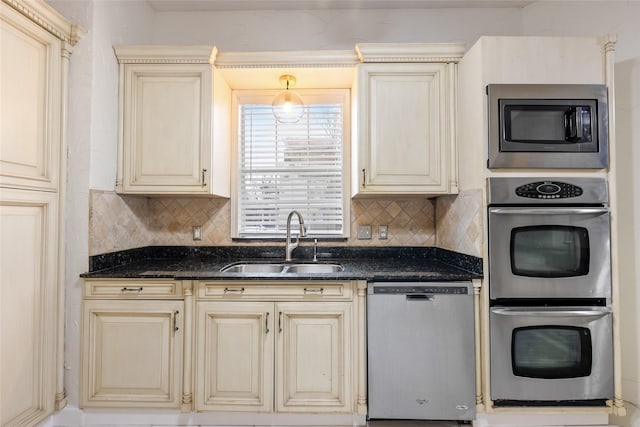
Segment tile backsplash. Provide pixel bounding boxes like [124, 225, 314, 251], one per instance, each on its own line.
[435, 189, 483, 257]
[89, 189, 482, 257]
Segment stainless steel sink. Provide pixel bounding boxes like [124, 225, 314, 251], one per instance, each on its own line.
[220, 263, 285, 273]
[220, 262, 343, 274]
[286, 263, 343, 273]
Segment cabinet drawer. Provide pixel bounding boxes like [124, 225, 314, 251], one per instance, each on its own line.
[84, 280, 183, 299]
[197, 281, 353, 301]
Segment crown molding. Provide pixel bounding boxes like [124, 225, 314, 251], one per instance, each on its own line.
[356, 42, 465, 63]
[3, 0, 83, 45]
[113, 45, 218, 64]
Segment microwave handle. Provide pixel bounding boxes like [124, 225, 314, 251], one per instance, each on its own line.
[491, 307, 612, 318]
[564, 107, 584, 142]
[489, 207, 609, 216]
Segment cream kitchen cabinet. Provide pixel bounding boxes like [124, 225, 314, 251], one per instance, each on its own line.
[195, 281, 359, 414]
[352, 43, 464, 197]
[114, 46, 230, 196]
[1, 0, 79, 424]
[1, 1, 62, 191]
[195, 301, 274, 412]
[1, 189, 58, 426]
[275, 301, 352, 413]
[81, 280, 187, 409]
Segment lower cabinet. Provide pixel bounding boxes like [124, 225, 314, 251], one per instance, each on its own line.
[1, 189, 59, 426]
[81, 279, 363, 414]
[195, 281, 355, 413]
[195, 301, 274, 412]
[81, 281, 184, 408]
[275, 302, 352, 413]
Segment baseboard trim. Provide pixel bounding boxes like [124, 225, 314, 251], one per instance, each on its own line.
[52, 407, 366, 426]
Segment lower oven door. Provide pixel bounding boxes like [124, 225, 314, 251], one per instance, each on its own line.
[490, 306, 613, 402]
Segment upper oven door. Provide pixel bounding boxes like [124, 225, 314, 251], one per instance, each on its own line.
[488, 206, 611, 300]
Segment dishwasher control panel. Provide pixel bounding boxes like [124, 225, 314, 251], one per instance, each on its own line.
[370, 283, 469, 295]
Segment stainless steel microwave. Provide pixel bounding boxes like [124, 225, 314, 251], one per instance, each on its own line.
[487, 84, 609, 169]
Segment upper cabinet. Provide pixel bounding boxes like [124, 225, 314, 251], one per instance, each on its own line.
[1, 1, 63, 191]
[352, 43, 464, 197]
[114, 46, 230, 197]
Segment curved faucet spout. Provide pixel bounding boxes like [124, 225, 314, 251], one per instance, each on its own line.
[285, 210, 307, 262]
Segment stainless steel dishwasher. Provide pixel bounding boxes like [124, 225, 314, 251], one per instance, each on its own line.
[367, 282, 476, 421]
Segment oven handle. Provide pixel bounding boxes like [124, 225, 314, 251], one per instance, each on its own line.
[489, 207, 609, 215]
[491, 307, 612, 318]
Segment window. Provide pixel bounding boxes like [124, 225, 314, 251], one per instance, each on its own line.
[232, 89, 350, 238]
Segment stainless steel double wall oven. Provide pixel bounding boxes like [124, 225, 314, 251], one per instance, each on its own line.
[488, 177, 614, 405]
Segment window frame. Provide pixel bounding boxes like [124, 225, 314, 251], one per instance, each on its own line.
[230, 88, 351, 239]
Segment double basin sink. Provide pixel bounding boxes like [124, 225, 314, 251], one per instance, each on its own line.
[221, 262, 343, 274]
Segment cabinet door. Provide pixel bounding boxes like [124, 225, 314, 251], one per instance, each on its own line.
[120, 64, 211, 195]
[196, 301, 274, 412]
[1, 189, 58, 426]
[275, 302, 352, 413]
[355, 63, 456, 196]
[81, 300, 183, 408]
[0, 3, 62, 191]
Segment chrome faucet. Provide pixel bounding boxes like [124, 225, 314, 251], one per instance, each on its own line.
[285, 210, 307, 262]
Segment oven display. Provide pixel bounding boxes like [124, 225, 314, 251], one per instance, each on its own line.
[516, 181, 583, 199]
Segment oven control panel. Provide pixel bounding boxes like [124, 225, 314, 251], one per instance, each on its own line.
[515, 181, 584, 199]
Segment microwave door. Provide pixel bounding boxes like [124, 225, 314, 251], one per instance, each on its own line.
[504, 105, 569, 145]
[503, 105, 594, 147]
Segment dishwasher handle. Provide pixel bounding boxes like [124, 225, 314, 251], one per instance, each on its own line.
[406, 294, 434, 301]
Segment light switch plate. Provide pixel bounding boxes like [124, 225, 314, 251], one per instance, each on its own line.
[379, 225, 388, 240]
[357, 225, 372, 239]
[192, 226, 202, 241]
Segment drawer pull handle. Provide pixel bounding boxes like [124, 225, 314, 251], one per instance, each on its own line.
[173, 310, 180, 332]
[224, 287, 245, 294]
[362, 168, 366, 188]
[304, 287, 324, 294]
[265, 312, 270, 334]
[121, 287, 143, 292]
[278, 311, 283, 333]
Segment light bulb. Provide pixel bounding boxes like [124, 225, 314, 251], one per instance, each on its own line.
[272, 89, 304, 123]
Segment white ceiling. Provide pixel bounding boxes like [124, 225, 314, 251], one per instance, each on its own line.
[146, 0, 535, 12]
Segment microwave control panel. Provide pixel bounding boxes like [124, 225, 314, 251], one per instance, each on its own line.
[515, 181, 584, 199]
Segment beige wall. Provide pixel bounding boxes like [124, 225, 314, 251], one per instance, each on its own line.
[46, 0, 640, 421]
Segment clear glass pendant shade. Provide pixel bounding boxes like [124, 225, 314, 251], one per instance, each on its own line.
[272, 75, 304, 123]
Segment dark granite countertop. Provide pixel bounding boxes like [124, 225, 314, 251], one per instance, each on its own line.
[81, 245, 483, 282]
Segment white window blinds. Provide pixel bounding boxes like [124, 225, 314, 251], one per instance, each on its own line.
[233, 90, 349, 238]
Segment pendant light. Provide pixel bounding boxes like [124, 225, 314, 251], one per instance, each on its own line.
[272, 74, 304, 123]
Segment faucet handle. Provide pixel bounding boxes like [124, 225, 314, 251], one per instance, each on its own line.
[313, 239, 318, 262]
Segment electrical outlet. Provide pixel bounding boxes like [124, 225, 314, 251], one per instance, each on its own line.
[357, 225, 372, 239]
[379, 225, 388, 240]
[192, 226, 202, 241]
